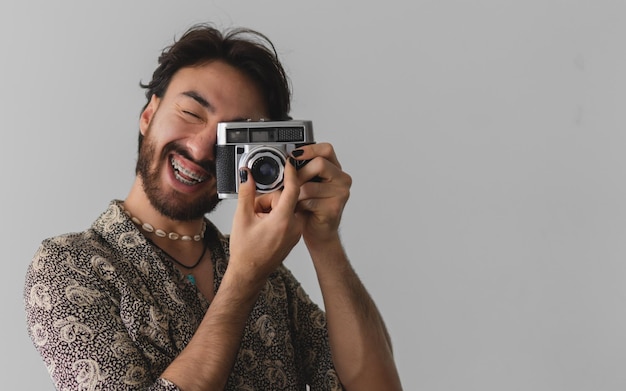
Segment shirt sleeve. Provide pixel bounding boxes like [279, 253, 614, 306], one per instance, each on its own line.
[278, 266, 345, 391]
[24, 238, 182, 391]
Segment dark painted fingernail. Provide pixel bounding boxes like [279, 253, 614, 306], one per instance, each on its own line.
[239, 169, 248, 183]
[291, 149, 304, 157]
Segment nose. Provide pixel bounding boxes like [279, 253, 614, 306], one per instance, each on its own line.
[186, 124, 217, 162]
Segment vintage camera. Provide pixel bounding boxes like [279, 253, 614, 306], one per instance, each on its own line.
[215, 120, 315, 199]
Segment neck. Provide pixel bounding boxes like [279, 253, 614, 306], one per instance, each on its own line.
[123, 178, 206, 243]
[149, 233, 208, 271]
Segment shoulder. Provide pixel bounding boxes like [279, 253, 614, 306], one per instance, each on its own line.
[35, 229, 110, 264]
[26, 229, 117, 289]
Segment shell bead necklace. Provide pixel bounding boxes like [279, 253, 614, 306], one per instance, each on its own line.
[121, 204, 207, 285]
[121, 205, 207, 242]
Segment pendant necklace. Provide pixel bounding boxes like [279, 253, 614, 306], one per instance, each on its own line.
[122, 204, 208, 285]
[149, 238, 208, 285]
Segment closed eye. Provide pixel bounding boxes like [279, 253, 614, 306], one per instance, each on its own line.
[183, 110, 201, 119]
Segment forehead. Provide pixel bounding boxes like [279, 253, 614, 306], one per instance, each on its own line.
[166, 61, 267, 116]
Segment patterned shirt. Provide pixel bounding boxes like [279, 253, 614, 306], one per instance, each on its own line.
[24, 200, 343, 390]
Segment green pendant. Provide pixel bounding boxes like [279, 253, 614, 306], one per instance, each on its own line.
[186, 274, 196, 285]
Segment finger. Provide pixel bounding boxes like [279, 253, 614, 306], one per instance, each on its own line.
[291, 142, 341, 169]
[273, 157, 300, 213]
[295, 155, 346, 186]
[234, 168, 257, 216]
[297, 165, 352, 202]
[254, 192, 279, 213]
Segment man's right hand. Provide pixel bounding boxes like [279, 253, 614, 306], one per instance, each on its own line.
[227, 160, 304, 288]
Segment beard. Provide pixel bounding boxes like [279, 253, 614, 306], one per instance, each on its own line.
[136, 133, 220, 221]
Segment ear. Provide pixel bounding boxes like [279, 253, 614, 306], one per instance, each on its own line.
[139, 94, 161, 136]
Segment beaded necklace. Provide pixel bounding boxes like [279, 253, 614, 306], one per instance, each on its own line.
[121, 205, 207, 242]
[122, 204, 207, 284]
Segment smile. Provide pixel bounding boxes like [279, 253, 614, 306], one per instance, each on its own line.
[170, 156, 208, 186]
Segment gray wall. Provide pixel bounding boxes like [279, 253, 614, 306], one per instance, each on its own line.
[3, 1, 626, 390]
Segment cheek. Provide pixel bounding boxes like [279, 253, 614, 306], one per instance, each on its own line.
[141, 128, 169, 162]
[144, 116, 180, 145]
[165, 112, 196, 134]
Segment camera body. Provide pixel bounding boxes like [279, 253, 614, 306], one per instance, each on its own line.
[215, 120, 315, 199]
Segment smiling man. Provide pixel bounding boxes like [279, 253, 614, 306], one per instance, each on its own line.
[24, 23, 402, 391]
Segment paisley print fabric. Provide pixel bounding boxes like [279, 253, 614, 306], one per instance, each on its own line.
[24, 200, 343, 390]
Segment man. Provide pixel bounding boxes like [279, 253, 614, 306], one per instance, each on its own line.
[24, 23, 402, 390]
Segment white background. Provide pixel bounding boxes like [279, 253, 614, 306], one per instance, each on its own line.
[2, 1, 626, 390]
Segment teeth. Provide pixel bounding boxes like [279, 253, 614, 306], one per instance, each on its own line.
[174, 171, 199, 186]
[171, 157, 207, 185]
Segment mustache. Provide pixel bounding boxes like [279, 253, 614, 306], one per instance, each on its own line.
[162, 141, 216, 175]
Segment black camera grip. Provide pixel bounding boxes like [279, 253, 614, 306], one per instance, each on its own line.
[215, 145, 236, 193]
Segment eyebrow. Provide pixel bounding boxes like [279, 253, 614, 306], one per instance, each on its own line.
[181, 90, 213, 111]
[180, 90, 254, 122]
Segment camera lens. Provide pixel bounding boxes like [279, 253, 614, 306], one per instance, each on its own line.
[251, 156, 281, 185]
[243, 147, 286, 192]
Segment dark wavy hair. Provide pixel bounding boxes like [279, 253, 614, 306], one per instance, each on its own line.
[138, 23, 292, 150]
